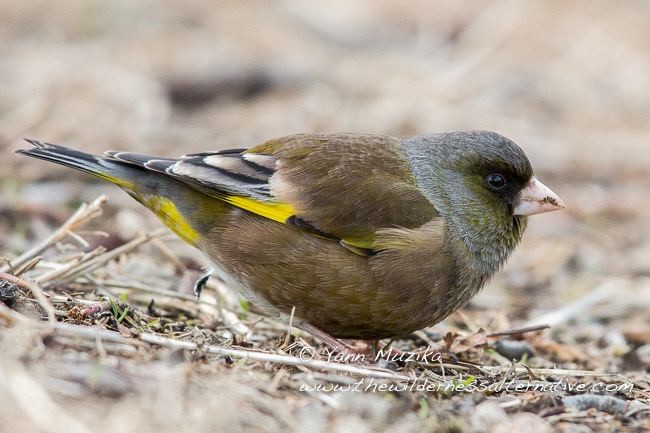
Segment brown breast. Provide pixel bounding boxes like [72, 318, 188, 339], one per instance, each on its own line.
[198, 207, 469, 339]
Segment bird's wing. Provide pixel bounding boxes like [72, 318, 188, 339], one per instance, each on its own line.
[108, 133, 439, 251]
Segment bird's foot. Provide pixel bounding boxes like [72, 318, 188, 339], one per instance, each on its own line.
[295, 322, 378, 358]
[193, 269, 213, 300]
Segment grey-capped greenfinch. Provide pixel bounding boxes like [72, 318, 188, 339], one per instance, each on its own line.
[17, 131, 565, 347]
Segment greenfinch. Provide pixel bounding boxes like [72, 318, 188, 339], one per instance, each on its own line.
[17, 132, 564, 347]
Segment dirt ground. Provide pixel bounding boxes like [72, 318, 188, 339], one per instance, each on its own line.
[1, 1, 649, 432]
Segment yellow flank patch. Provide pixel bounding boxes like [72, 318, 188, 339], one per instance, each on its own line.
[98, 174, 135, 189]
[223, 195, 295, 224]
[145, 196, 199, 245]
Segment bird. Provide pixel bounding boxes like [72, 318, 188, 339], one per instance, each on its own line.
[17, 131, 565, 351]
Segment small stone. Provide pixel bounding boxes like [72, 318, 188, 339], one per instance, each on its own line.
[562, 394, 646, 415]
[635, 344, 650, 366]
[493, 340, 535, 360]
[0, 280, 20, 306]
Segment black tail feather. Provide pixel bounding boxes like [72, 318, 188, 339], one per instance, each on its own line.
[17, 139, 141, 187]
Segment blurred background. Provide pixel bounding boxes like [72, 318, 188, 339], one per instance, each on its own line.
[1, 1, 649, 431]
[2, 0, 649, 314]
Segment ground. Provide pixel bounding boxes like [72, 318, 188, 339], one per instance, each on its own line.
[0, 1, 649, 432]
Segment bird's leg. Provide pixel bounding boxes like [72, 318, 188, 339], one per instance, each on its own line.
[296, 321, 372, 355]
[289, 320, 443, 361]
[370, 340, 381, 358]
[193, 268, 213, 300]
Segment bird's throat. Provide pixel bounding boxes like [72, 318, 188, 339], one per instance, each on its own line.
[449, 213, 527, 277]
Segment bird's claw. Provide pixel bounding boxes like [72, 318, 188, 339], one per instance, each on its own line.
[193, 270, 212, 300]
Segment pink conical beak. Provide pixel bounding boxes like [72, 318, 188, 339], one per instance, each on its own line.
[514, 177, 566, 216]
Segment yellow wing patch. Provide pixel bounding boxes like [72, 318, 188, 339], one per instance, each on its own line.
[222, 195, 377, 251]
[340, 238, 376, 251]
[222, 195, 295, 224]
[145, 196, 199, 245]
[144, 193, 375, 253]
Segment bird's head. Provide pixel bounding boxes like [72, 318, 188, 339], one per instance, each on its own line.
[403, 131, 565, 271]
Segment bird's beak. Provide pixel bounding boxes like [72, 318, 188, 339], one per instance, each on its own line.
[513, 177, 566, 216]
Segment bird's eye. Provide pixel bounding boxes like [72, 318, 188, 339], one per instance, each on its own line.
[486, 173, 506, 190]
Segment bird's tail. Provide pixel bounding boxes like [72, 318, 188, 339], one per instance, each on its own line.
[16, 139, 209, 246]
[16, 139, 142, 191]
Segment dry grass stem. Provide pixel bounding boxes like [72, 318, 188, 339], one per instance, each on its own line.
[1, 196, 107, 273]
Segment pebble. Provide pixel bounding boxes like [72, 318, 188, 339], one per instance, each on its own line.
[493, 340, 535, 360]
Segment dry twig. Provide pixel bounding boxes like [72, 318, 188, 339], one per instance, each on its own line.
[140, 333, 409, 380]
[0, 196, 107, 273]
